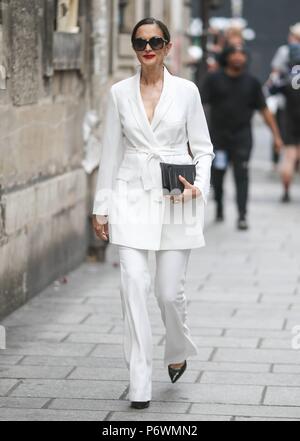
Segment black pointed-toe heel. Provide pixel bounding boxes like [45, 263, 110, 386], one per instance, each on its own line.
[168, 360, 187, 383]
[130, 400, 150, 409]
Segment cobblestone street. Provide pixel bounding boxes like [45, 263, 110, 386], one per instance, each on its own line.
[1, 126, 300, 421]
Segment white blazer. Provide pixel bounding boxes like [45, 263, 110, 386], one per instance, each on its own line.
[93, 65, 215, 250]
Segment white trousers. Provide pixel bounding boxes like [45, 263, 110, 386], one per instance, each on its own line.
[118, 245, 199, 402]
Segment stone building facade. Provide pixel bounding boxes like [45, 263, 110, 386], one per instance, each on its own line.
[0, 0, 192, 318]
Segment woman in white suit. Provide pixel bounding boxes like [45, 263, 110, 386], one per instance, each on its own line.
[92, 17, 215, 409]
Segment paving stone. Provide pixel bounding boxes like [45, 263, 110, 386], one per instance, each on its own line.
[0, 380, 20, 396]
[82, 316, 130, 326]
[145, 383, 264, 405]
[190, 403, 300, 419]
[0, 355, 24, 365]
[0, 365, 73, 379]
[29, 297, 86, 305]
[108, 412, 231, 421]
[0, 408, 108, 421]
[201, 371, 300, 387]
[261, 295, 300, 304]
[273, 365, 300, 374]
[68, 367, 199, 383]
[180, 361, 270, 373]
[235, 310, 300, 320]
[191, 336, 259, 349]
[265, 387, 300, 406]
[49, 398, 190, 413]
[195, 302, 288, 311]
[214, 349, 300, 364]
[260, 338, 295, 349]
[187, 305, 236, 315]
[286, 320, 300, 331]
[234, 417, 300, 421]
[4, 342, 95, 357]
[10, 379, 128, 400]
[186, 318, 285, 330]
[7, 331, 68, 343]
[3, 311, 90, 326]
[290, 304, 300, 311]
[0, 397, 49, 409]
[20, 355, 127, 368]
[3, 324, 112, 334]
[225, 329, 296, 339]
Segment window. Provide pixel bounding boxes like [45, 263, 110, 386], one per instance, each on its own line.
[118, 0, 128, 33]
[144, 0, 151, 17]
[56, 0, 80, 33]
[53, 0, 81, 70]
[42, 0, 90, 74]
[118, 0, 135, 34]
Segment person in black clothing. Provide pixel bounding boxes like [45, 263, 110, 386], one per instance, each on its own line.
[267, 31, 300, 203]
[201, 45, 283, 230]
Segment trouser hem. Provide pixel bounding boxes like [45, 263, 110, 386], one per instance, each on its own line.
[163, 346, 199, 369]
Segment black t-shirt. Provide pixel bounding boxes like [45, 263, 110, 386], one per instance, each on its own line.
[201, 70, 267, 149]
[282, 84, 300, 123]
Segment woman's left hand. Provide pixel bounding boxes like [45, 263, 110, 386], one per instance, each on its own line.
[167, 175, 202, 204]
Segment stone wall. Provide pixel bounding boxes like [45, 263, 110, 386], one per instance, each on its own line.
[0, 1, 90, 318]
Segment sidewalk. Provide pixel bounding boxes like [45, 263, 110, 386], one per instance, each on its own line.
[1, 131, 300, 421]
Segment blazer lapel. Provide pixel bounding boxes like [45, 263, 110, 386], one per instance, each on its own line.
[127, 65, 174, 144]
[150, 67, 174, 132]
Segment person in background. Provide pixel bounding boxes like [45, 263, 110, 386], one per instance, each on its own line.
[271, 23, 300, 75]
[267, 23, 300, 202]
[206, 26, 225, 73]
[225, 26, 244, 48]
[207, 25, 245, 73]
[201, 45, 283, 230]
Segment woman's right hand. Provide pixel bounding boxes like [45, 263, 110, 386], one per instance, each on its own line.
[93, 215, 109, 241]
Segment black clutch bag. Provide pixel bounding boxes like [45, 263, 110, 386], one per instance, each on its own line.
[159, 161, 198, 194]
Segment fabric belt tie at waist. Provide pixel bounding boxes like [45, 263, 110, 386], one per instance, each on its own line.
[125, 145, 190, 191]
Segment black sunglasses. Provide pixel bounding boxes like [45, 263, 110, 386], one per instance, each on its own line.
[132, 36, 169, 52]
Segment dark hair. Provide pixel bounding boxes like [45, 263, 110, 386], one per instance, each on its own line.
[131, 17, 171, 45]
[219, 44, 249, 67]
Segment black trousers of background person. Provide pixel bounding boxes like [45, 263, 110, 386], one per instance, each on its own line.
[211, 145, 252, 219]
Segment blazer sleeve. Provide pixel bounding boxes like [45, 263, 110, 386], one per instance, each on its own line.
[92, 86, 123, 216]
[186, 83, 215, 205]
